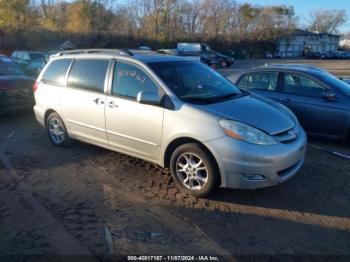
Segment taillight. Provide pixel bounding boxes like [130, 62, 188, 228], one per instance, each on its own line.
[32, 81, 38, 93]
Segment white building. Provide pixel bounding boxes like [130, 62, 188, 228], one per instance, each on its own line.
[340, 39, 350, 48]
[277, 29, 340, 57]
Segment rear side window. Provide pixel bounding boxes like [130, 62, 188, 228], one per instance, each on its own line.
[238, 72, 277, 91]
[237, 75, 249, 88]
[68, 59, 109, 93]
[42, 59, 72, 86]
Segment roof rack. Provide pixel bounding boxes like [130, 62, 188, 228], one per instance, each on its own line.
[52, 49, 133, 57]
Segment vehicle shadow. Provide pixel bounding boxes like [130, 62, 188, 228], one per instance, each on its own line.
[165, 204, 350, 256]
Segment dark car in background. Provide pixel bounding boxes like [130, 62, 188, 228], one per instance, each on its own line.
[230, 64, 350, 140]
[0, 55, 35, 114]
[205, 50, 234, 67]
[24, 57, 47, 77]
[340, 51, 350, 59]
[178, 51, 220, 68]
[176, 43, 231, 68]
[11, 50, 46, 68]
[304, 52, 322, 59]
[158, 49, 219, 68]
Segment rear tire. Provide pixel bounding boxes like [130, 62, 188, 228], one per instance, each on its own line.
[46, 112, 71, 147]
[170, 143, 219, 197]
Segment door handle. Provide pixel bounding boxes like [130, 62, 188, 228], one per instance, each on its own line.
[108, 101, 118, 108]
[93, 98, 105, 105]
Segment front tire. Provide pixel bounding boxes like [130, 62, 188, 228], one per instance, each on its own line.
[170, 143, 219, 197]
[46, 112, 71, 147]
[220, 60, 227, 67]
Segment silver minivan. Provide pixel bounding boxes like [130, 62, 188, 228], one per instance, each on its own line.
[33, 49, 306, 197]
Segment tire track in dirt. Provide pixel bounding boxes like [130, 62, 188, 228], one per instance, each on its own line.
[0, 152, 98, 260]
[52, 158, 232, 256]
[4, 148, 231, 257]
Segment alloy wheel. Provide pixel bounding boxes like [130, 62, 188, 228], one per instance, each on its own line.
[48, 118, 64, 144]
[175, 152, 208, 190]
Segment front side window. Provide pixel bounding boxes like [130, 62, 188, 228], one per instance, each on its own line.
[149, 61, 241, 104]
[42, 59, 72, 86]
[68, 59, 109, 92]
[318, 71, 350, 96]
[112, 61, 159, 99]
[283, 73, 324, 97]
[239, 72, 278, 91]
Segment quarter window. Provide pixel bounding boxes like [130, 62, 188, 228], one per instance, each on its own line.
[112, 62, 159, 99]
[68, 59, 109, 93]
[283, 73, 324, 97]
[42, 59, 72, 86]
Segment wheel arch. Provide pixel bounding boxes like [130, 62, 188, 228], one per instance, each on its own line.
[44, 109, 57, 126]
[163, 136, 221, 185]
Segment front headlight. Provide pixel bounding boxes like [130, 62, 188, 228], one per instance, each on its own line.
[219, 120, 277, 145]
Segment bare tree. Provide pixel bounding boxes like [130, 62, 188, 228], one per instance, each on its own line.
[0, 0, 301, 49]
[307, 9, 347, 34]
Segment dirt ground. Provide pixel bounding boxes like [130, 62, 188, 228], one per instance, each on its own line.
[1, 59, 350, 261]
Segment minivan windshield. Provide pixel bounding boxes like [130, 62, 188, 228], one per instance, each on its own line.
[149, 61, 241, 103]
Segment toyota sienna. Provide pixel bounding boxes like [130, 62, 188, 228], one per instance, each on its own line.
[33, 49, 306, 197]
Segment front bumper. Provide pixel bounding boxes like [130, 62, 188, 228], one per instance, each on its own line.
[204, 128, 307, 189]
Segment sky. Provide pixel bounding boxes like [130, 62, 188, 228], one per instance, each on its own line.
[246, 0, 350, 33]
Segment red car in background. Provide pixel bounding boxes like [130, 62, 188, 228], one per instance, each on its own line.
[0, 54, 35, 114]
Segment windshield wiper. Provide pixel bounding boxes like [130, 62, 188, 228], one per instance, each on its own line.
[181, 97, 211, 104]
[206, 92, 243, 102]
[181, 92, 245, 104]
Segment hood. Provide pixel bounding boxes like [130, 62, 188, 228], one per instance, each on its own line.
[198, 94, 295, 135]
[0, 75, 35, 90]
[216, 53, 232, 59]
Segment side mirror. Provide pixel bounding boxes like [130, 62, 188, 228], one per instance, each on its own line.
[137, 91, 161, 106]
[322, 92, 336, 101]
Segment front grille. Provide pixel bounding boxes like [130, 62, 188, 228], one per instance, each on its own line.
[273, 127, 298, 143]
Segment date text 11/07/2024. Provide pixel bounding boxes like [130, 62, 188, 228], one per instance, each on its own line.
[127, 256, 220, 261]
